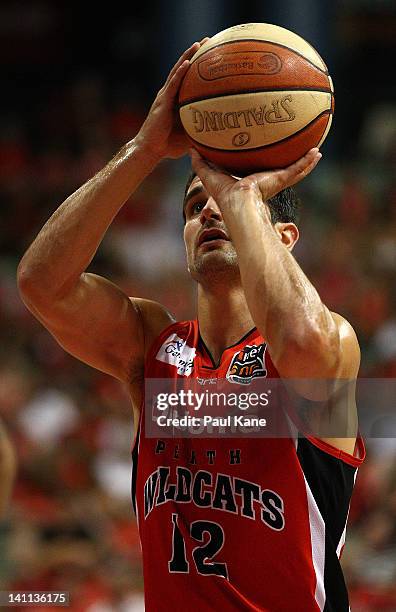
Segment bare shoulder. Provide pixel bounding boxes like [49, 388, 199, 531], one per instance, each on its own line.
[130, 298, 175, 359]
[330, 311, 361, 378]
[331, 311, 358, 338]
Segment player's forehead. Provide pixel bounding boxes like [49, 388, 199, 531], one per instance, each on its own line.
[186, 176, 206, 197]
[186, 173, 241, 198]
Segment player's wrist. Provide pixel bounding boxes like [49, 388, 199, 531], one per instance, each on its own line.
[132, 134, 164, 167]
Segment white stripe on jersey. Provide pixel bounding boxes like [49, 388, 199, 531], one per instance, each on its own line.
[303, 474, 326, 611]
[336, 469, 358, 558]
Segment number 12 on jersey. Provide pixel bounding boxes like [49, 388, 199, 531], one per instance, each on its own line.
[168, 513, 229, 579]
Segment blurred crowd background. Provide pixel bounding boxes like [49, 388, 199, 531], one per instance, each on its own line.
[1, 1, 396, 610]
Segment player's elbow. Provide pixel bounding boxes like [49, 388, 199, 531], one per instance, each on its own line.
[17, 258, 54, 310]
[274, 324, 341, 379]
[17, 260, 33, 299]
[17, 260, 41, 306]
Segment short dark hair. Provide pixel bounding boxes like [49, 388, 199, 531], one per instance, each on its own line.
[183, 171, 300, 225]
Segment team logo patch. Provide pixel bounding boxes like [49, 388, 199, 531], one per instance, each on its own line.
[156, 334, 196, 376]
[226, 343, 267, 384]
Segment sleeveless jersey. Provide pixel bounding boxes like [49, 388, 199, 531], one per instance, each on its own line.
[131, 320, 365, 612]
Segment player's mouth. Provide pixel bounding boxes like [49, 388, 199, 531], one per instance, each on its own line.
[197, 228, 230, 248]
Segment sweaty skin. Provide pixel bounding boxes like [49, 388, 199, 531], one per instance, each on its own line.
[183, 155, 359, 454]
[18, 40, 359, 455]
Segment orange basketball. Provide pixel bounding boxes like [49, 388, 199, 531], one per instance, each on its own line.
[179, 23, 334, 174]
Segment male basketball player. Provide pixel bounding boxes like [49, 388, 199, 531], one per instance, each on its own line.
[18, 40, 364, 611]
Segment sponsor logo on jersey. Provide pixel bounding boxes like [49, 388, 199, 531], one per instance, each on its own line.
[226, 343, 267, 384]
[156, 334, 196, 376]
[197, 377, 218, 385]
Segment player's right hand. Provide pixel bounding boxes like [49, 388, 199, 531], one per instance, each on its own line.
[135, 38, 209, 161]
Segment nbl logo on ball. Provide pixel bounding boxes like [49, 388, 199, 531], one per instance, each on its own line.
[226, 343, 267, 384]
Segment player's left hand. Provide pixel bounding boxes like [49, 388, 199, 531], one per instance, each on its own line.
[190, 148, 322, 207]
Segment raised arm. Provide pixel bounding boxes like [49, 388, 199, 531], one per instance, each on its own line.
[17, 41, 207, 385]
[190, 149, 360, 386]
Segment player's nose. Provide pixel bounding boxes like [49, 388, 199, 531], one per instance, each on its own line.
[199, 197, 222, 224]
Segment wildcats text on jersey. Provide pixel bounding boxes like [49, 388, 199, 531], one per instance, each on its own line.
[143, 465, 285, 531]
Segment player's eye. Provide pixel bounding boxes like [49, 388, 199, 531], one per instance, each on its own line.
[193, 202, 206, 214]
[192, 201, 205, 215]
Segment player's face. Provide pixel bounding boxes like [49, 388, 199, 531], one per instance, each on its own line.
[183, 176, 239, 281]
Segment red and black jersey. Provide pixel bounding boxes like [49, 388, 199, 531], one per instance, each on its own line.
[131, 320, 365, 611]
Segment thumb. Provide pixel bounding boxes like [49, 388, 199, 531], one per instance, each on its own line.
[190, 149, 236, 198]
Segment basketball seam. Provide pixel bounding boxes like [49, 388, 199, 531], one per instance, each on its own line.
[317, 114, 333, 149]
[179, 87, 334, 108]
[190, 39, 329, 76]
[186, 110, 332, 153]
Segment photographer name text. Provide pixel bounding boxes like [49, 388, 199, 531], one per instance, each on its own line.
[156, 414, 267, 428]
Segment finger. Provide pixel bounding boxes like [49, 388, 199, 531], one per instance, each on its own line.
[166, 38, 209, 86]
[284, 148, 322, 187]
[254, 148, 322, 193]
[190, 149, 236, 196]
[289, 147, 321, 173]
[165, 41, 201, 85]
[165, 59, 191, 96]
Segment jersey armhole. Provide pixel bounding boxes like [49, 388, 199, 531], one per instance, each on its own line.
[304, 433, 366, 467]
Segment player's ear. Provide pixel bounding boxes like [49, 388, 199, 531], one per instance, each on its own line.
[274, 222, 299, 251]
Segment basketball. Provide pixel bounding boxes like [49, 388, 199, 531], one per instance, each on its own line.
[179, 23, 334, 174]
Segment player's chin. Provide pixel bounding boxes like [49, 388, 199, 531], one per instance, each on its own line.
[190, 249, 239, 276]
[196, 240, 234, 254]
[197, 245, 235, 262]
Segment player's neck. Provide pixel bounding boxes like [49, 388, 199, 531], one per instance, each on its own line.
[197, 283, 255, 365]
